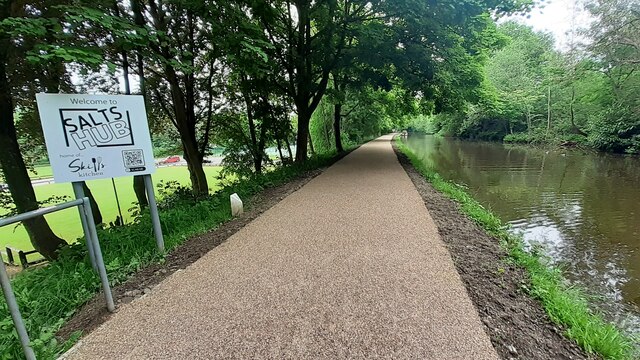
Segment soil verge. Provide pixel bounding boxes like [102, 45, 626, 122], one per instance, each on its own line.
[55, 155, 345, 343]
[393, 142, 592, 360]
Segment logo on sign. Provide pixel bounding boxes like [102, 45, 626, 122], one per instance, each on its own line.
[67, 157, 106, 178]
[60, 106, 135, 150]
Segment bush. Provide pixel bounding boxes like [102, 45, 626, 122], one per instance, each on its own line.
[503, 132, 532, 144]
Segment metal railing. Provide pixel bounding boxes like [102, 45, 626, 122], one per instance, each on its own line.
[0, 197, 114, 360]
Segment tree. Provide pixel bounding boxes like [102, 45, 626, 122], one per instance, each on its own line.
[126, 0, 221, 196]
[248, 0, 531, 162]
[245, 0, 354, 162]
[216, 9, 289, 175]
[485, 22, 556, 135]
[8, 1, 107, 226]
[110, 0, 149, 208]
[583, 0, 640, 152]
[586, 0, 640, 67]
[0, 1, 67, 259]
[327, 33, 392, 153]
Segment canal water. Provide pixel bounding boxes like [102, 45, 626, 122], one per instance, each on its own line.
[403, 134, 640, 335]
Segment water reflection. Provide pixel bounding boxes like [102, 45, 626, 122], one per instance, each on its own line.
[404, 135, 640, 334]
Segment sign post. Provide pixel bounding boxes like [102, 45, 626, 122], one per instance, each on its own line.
[143, 174, 164, 252]
[71, 182, 97, 270]
[36, 94, 164, 252]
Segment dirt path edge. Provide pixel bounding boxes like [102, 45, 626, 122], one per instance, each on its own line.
[392, 140, 592, 360]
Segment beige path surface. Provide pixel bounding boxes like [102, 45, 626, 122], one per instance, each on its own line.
[64, 135, 497, 359]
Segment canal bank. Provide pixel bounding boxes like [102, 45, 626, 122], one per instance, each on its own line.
[394, 138, 637, 359]
[401, 134, 640, 333]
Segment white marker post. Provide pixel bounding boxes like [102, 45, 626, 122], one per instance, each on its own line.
[36, 94, 165, 252]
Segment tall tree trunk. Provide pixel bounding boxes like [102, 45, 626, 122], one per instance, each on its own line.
[180, 116, 208, 197]
[0, 25, 67, 259]
[82, 182, 102, 224]
[546, 86, 551, 137]
[285, 137, 293, 160]
[242, 82, 262, 174]
[323, 114, 331, 147]
[127, 55, 149, 207]
[71, 179, 101, 224]
[132, 4, 149, 207]
[308, 131, 315, 155]
[256, 103, 268, 174]
[333, 103, 344, 152]
[145, 0, 208, 196]
[249, 117, 262, 174]
[121, 53, 130, 94]
[133, 176, 147, 208]
[129, 62, 149, 206]
[276, 137, 284, 163]
[295, 110, 311, 163]
[182, 139, 208, 195]
[166, 68, 209, 196]
[569, 87, 587, 136]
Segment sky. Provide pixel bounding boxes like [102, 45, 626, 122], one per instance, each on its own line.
[504, 0, 593, 50]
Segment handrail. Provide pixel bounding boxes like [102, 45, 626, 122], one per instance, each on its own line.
[0, 199, 84, 227]
[0, 197, 114, 360]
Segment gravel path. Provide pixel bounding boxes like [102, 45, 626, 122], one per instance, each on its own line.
[63, 135, 497, 359]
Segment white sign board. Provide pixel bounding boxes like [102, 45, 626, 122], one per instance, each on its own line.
[36, 94, 155, 183]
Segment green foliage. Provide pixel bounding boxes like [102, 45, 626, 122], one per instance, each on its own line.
[0, 150, 345, 359]
[396, 138, 638, 359]
[428, 112, 467, 137]
[503, 132, 535, 144]
[420, 13, 640, 154]
[311, 86, 411, 152]
[406, 114, 437, 134]
[310, 100, 335, 154]
[152, 134, 183, 158]
[3, 0, 541, 189]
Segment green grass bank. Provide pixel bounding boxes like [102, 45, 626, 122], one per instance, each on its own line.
[1, 166, 222, 252]
[0, 152, 342, 359]
[396, 138, 638, 360]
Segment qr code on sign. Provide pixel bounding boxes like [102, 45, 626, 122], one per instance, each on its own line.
[122, 149, 145, 168]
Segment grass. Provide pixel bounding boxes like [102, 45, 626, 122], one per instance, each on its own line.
[0, 150, 343, 359]
[28, 165, 54, 180]
[1, 166, 223, 253]
[0, 164, 54, 182]
[396, 138, 638, 360]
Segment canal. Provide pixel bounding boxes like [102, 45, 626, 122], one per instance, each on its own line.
[403, 134, 640, 335]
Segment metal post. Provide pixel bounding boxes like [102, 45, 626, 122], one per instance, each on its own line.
[18, 251, 28, 269]
[81, 199, 115, 312]
[72, 182, 97, 270]
[6, 247, 14, 265]
[111, 178, 124, 225]
[143, 174, 164, 252]
[0, 252, 36, 360]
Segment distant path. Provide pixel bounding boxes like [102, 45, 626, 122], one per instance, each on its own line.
[64, 135, 497, 359]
